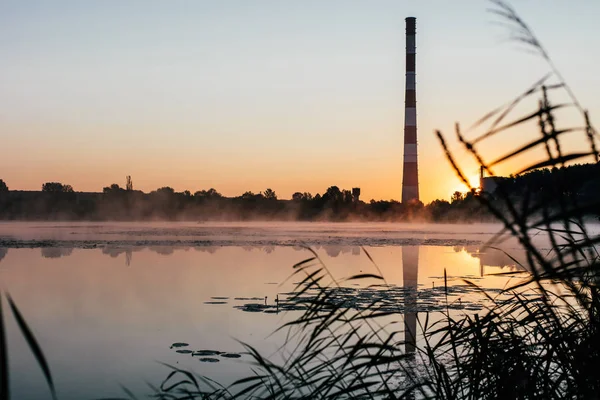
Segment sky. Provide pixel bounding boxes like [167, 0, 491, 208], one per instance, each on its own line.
[1, 0, 599, 203]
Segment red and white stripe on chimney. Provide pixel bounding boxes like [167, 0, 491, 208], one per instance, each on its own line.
[402, 17, 419, 204]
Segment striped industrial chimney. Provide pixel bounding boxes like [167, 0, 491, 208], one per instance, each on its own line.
[402, 17, 419, 204]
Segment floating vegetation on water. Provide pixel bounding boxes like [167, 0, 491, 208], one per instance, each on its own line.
[234, 302, 309, 313]
[192, 350, 222, 356]
[198, 357, 220, 363]
[204, 301, 227, 305]
[234, 303, 270, 313]
[173, 347, 244, 360]
[220, 353, 242, 359]
[170, 342, 189, 349]
[233, 297, 263, 301]
[210, 296, 229, 300]
[230, 284, 505, 314]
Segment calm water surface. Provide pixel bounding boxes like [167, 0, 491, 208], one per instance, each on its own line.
[0, 222, 532, 399]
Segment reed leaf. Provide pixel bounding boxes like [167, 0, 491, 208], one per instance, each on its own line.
[6, 294, 56, 400]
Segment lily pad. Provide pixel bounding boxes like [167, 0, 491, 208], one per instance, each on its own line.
[211, 296, 229, 300]
[199, 357, 220, 363]
[170, 342, 189, 349]
[204, 301, 227, 305]
[193, 350, 222, 356]
[176, 350, 193, 354]
[220, 353, 242, 359]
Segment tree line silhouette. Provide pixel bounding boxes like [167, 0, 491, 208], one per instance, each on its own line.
[0, 162, 598, 221]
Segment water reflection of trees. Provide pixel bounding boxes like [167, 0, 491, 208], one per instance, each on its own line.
[148, 246, 175, 256]
[102, 246, 135, 266]
[28, 243, 366, 266]
[193, 244, 362, 258]
[453, 245, 524, 275]
[193, 246, 219, 254]
[317, 245, 362, 258]
[40, 248, 74, 259]
[263, 246, 275, 254]
[0, 248, 7, 263]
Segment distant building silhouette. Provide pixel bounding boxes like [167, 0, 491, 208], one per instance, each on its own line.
[479, 166, 499, 194]
[352, 187, 361, 203]
[126, 175, 133, 191]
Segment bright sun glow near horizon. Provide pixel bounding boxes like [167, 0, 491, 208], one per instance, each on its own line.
[0, 1, 598, 203]
[450, 174, 482, 197]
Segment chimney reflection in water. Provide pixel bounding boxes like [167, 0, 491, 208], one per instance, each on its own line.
[402, 246, 419, 355]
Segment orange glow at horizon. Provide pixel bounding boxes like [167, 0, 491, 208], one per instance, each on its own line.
[449, 174, 481, 196]
[0, 157, 478, 204]
[1, 115, 594, 205]
[1, 1, 598, 206]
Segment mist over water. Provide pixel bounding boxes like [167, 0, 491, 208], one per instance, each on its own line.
[0, 221, 520, 246]
[0, 221, 587, 399]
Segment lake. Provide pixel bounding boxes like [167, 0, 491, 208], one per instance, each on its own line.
[0, 222, 536, 399]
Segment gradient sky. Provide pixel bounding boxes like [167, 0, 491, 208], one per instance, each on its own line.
[1, 0, 599, 203]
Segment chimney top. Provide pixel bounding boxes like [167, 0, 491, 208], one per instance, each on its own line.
[406, 17, 416, 35]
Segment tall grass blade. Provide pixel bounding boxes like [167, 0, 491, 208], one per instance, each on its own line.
[444, 269, 448, 297]
[489, 128, 577, 167]
[516, 152, 595, 174]
[346, 274, 384, 281]
[0, 296, 8, 400]
[118, 384, 138, 400]
[6, 294, 57, 400]
[466, 73, 551, 134]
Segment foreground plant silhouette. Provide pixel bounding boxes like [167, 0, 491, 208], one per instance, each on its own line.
[0, 293, 57, 400]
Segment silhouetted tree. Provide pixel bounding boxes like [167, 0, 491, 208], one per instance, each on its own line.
[194, 188, 222, 201]
[155, 187, 175, 195]
[207, 188, 222, 198]
[5, 163, 600, 222]
[103, 183, 124, 194]
[292, 192, 313, 201]
[42, 182, 74, 193]
[324, 186, 343, 203]
[263, 188, 277, 200]
[427, 199, 453, 222]
[451, 191, 464, 203]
